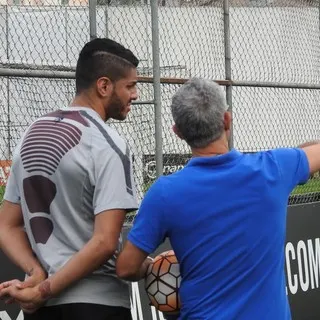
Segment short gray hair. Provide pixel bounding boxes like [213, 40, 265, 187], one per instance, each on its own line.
[170, 78, 228, 148]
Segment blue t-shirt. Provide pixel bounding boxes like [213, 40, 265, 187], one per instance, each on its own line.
[128, 148, 309, 320]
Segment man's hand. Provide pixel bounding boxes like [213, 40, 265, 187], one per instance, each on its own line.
[0, 267, 47, 305]
[143, 257, 154, 275]
[0, 279, 21, 304]
[0, 279, 51, 314]
[20, 267, 48, 290]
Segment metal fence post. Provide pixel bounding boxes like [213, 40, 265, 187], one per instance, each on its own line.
[105, 7, 109, 38]
[5, 5, 11, 159]
[150, 0, 163, 178]
[89, 0, 97, 40]
[65, 7, 69, 63]
[223, 0, 233, 149]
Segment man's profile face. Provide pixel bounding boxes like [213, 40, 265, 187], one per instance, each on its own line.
[108, 68, 138, 121]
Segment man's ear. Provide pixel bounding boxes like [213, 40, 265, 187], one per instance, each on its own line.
[172, 124, 184, 140]
[224, 111, 232, 131]
[96, 77, 113, 98]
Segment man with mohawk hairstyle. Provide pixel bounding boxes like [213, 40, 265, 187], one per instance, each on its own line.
[0, 38, 149, 320]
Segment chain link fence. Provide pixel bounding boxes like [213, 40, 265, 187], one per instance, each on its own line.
[0, 0, 319, 223]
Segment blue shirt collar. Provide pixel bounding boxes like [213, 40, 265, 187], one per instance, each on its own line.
[186, 149, 242, 167]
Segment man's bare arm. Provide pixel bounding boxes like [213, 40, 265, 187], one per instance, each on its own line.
[0, 200, 46, 280]
[38, 209, 127, 299]
[116, 240, 153, 281]
[298, 140, 320, 175]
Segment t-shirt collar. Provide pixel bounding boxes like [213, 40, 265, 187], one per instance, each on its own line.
[186, 149, 242, 167]
[63, 106, 102, 120]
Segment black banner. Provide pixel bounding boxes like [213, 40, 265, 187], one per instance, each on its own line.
[143, 154, 191, 184]
[285, 203, 320, 320]
[1, 203, 320, 320]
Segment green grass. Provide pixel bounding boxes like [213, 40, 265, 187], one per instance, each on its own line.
[291, 177, 320, 195]
[0, 185, 4, 203]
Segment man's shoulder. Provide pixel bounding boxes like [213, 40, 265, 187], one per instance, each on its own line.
[240, 148, 307, 175]
[236, 150, 279, 169]
[240, 149, 288, 161]
[149, 172, 185, 195]
[248, 148, 304, 163]
[90, 122, 127, 155]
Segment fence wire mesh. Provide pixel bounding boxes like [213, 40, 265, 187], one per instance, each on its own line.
[0, 0, 320, 225]
[232, 85, 320, 204]
[0, 78, 157, 223]
[229, 0, 320, 84]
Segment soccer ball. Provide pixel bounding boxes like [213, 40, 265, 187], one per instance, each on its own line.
[144, 250, 181, 313]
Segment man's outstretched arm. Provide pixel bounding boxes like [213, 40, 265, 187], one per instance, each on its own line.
[298, 140, 320, 175]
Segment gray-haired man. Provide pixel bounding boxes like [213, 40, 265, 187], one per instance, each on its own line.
[116, 78, 319, 320]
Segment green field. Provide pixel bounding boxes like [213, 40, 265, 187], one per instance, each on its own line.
[291, 178, 320, 195]
[0, 185, 4, 202]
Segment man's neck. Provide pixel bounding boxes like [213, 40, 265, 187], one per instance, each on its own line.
[70, 93, 107, 121]
[191, 137, 230, 158]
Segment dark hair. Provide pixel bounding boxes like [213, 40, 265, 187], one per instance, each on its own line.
[75, 38, 139, 94]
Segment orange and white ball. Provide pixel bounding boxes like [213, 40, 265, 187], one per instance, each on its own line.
[144, 250, 181, 313]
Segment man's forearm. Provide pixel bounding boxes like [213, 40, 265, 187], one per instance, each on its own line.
[41, 236, 116, 298]
[298, 140, 320, 175]
[298, 140, 320, 148]
[0, 226, 44, 276]
[117, 257, 153, 282]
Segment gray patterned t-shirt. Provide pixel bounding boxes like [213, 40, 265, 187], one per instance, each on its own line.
[4, 106, 138, 308]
